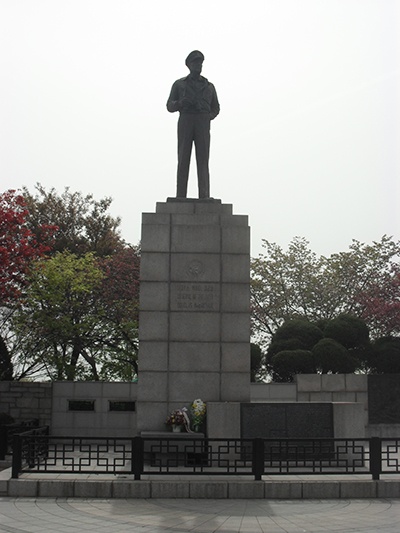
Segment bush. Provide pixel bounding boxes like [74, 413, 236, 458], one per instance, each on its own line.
[270, 349, 316, 382]
[313, 338, 358, 374]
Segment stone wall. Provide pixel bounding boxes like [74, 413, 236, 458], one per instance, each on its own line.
[51, 382, 137, 437]
[0, 382, 52, 426]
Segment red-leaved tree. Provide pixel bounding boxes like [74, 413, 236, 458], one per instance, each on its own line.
[0, 189, 55, 379]
[358, 265, 400, 338]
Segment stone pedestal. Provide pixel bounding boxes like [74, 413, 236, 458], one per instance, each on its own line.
[137, 199, 250, 433]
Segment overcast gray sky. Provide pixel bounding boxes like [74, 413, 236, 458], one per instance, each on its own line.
[1, 0, 399, 258]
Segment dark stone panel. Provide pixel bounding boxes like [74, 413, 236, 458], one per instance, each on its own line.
[241, 403, 333, 439]
[368, 374, 400, 424]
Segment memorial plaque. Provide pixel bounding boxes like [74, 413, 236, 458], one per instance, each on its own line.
[170, 282, 220, 311]
[241, 403, 333, 439]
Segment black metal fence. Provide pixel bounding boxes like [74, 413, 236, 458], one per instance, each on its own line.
[0, 419, 40, 460]
[10, 431, 400, 480]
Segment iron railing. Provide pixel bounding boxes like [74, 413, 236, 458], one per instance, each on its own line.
[0, 419, 40, 460]
[10, 431, 400, 481]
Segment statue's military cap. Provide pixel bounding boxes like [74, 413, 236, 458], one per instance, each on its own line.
[185, 50, 204, 66]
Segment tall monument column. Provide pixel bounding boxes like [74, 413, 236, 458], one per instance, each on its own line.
[136, 198, 250, 433]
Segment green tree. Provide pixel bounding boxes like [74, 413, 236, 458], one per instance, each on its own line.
[312, 338, 358, 374]
[23, 183, 123, 257]
[251, 236, 400, 345]
[266, 315, 371, 381]
[13, 247, 140, 381]
[14, 251, 105, 380]
[269, 350, 316, 382]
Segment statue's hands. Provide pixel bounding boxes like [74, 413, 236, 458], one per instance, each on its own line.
[179, 97, 191, 109]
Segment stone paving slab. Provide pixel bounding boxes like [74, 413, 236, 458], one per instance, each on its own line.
[0, 497, 400, 532]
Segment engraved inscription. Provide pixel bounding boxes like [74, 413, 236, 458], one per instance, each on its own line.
[171, 283, 220, 311]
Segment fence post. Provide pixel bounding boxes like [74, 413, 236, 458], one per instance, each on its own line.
[0, 425, 7, 460]
[11, 434, 22, 479]
[370, 437, 381, 480]
[252, 438, 264, 481]
[131, 436, 144, 480]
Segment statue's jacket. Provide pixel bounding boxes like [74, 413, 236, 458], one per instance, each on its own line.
[167, 75, 220, 120]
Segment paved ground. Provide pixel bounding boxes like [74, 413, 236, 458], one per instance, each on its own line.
[0, 497, 399, 533]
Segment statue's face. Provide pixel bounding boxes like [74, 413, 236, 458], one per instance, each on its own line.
[188, 58, 203, 75]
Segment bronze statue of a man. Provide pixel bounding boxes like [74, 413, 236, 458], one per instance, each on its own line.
[167, 51, 220, 199]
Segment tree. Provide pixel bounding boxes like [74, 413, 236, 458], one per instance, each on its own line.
[251, 236, 400, 345]
[14, 251, 105, 380]
[312, 338, 358, 374]
[265, 315, 370, 381]
[22, 183, 123, 257]
[268, 350, 315, 383]
[250, 343, 264, 382]
[357, 265, 400, 338]
[0, 190, 55, 379]
[367, 337, 400, 374]
[13, 247, 140, 381]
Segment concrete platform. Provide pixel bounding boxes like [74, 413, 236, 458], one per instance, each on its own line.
[1, 468, 400, 499]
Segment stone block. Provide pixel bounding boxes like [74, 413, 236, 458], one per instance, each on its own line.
[102, 382, 133, 397]
[339, 481, 377, 498]
[137, 372, 168, 402]
[345, 373, 367, 392]
[228, 481, 264, 498]
[220, 214, 248, 226]
[376, 480, 400, 498]
[53, 381, 75, 397]
[169, 372, 220, 402]
[139, 281, 169, 310]
[270, 384, 297, 401]
[169, 342, 220, 372]
[333, 403, 365, 438]
[138, 342, 168, 371]
[139, 312, 169, 341]
[221, 283, 250, 312]
[222, 254, 250, 282]
[221, 226, 250, 254]
[113, 480, 151, 498]
[221, 343, 250, 373]
[302, 481, 340, 499]
[38, 480, 74, 497]
[151, 481, 190, 498]
[141, 224, 170, 252]
[172, 213, 219, 226]
[207, 402, 241, 438]
[157, 201, 195, 214]
[221, 313, 250, 342]
[189, 481, 228, 498]
[137, 402, 170, 432]
[140, 252, 170, 281]
[8, 479, 38, 497]
[142, 213, 170, 225]
[332, 392, 356, 402]
[322, 374, 345, 391]
[74, 480, 112, 498]
[309, 392, 333, 402]
[169, 312, 220, 341]
[296, 374, 322, 392]
[264, 481, 302, 499]
[297, 392, 310, 401]
[194, 201, 231, 214]
[221, 373, 250, 402]
[355, 391, 368, 407]
[171, 225, 221, 253]
[171, 253, 220, 282]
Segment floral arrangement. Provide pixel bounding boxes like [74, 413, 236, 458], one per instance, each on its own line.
[165, 407, 189, 427]
[191, 399, 206, 429]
